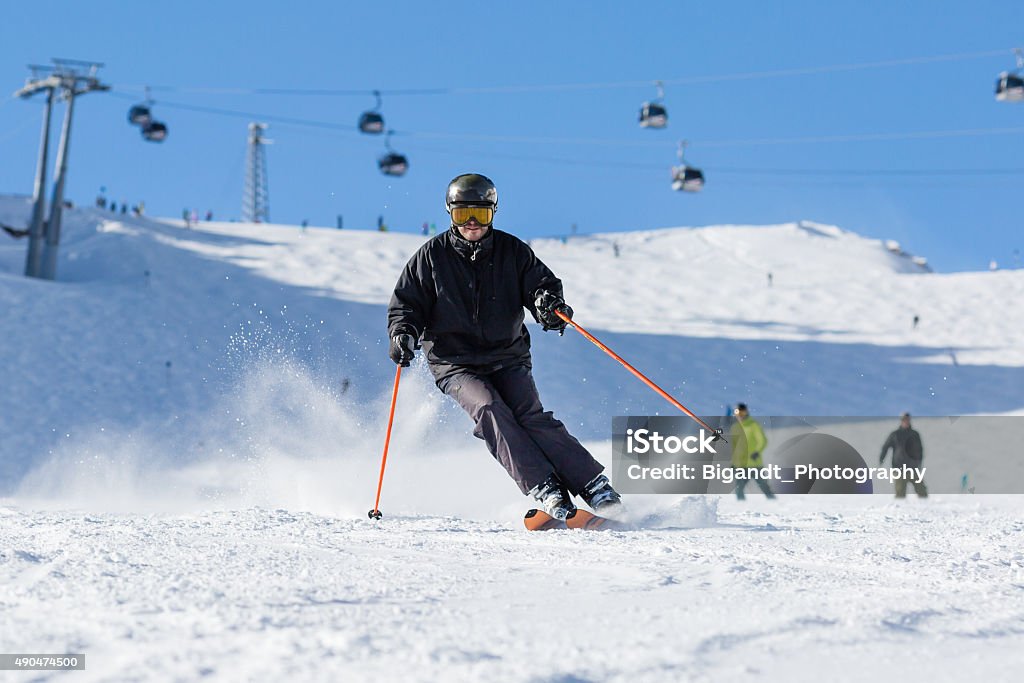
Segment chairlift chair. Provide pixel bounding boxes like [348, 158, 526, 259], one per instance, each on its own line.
[359, 90, 386, 133]
[639, 102, 668, 128]
[127, 104, 151, 126]
[359, 111, 385, 133]
[128, 86, 156, 126]
[996, 72, 1024, 102]
[995, 49, 1024, 102]
[671, 140, 703, 192]
[671, 166, 704, 192]
[141, 121, 168, 142]
[639, 80, 668, 128]
[377, 130, 407, 176]
[378, 152, 408, 176]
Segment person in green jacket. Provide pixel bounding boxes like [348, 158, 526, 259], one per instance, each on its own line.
[729, 403, 776, 500]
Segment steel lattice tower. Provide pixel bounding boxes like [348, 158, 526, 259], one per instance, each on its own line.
[242, 122, 270, 223]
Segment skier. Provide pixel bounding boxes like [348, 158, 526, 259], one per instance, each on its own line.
[387, 173, 621, 520]
[879, 412, 928, 498]
[730, 403, 775, 500]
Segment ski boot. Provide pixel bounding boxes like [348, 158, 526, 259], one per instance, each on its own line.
[581, 474, 622, 514]
[529, 474, 577, 521]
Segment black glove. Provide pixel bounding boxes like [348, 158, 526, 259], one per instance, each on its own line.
[750, 451, 762, 463]
[879, 454, 886, 465]
[389, 334, 416, 366]
[534, 289, 573, 333]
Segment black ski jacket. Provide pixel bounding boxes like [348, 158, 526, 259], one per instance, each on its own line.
[879, 427, 924, 467]
[388, 227, 562, 383]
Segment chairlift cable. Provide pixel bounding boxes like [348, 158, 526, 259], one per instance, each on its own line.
[114, 48, 1013, 97]
[396, 140, 1024, 177]
[107, 90, 1024, 148]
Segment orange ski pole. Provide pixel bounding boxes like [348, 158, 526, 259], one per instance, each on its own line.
[556, 310, 726, 442]
[368, 364, 403, 519]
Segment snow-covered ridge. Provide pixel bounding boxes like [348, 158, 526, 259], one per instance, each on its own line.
[3, 195, 1024, 497]
[3, 196, 1024, 682]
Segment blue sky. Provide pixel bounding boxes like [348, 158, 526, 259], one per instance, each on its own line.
[2, 0, 1023, 271]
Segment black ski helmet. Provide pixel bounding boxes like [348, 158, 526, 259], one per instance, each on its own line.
[446, 173, 498, 212]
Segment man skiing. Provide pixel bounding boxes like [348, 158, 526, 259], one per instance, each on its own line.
[879, 412, 928, 498]
[730, 403, 775, 500]
[387, 173, 621, 520]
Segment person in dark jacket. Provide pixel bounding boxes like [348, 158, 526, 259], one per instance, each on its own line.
[387, 173, 621, 520]
[879, 412, 928, 498]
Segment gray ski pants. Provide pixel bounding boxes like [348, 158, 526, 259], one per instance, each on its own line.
[894, 477, 928, 498]
[439, 364, 603, 495]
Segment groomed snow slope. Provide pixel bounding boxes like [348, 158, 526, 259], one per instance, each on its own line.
[3, 500, 1024, 683]
[1, 196, 1023, 682]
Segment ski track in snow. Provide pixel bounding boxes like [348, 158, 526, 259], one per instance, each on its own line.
[1, 498, 1023, 682]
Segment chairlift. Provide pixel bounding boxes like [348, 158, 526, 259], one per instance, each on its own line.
[996, 73, 1024, 102]
[359, 90, 386, 133]
[379, 153, 408, 176]
[141, 121, 168, 142]
[671, 141, 704, 192]
[127, 104, 151, 126]
[128, 86, 154, 126]
[377, 131, 408, 176]
[672, 167, 704, 192]
[639, 81, 668, 128]
[996, 49, 1024, 102]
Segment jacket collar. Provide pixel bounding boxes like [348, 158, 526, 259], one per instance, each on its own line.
[448, 225, 494, 262]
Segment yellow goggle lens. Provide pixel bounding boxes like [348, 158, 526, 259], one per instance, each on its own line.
[451, 205, 494, 225]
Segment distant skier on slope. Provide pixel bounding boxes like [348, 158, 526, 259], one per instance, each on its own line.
[879, 412, 928, 498]
[730, 403, 775, 500]
[387, 173, 621, 521]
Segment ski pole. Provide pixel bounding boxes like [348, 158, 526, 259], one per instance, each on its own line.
[368, 364, 403, 520]
[556, 310, 726, 442]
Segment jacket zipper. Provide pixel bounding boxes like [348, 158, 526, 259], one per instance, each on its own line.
[472, 256, 481, 323]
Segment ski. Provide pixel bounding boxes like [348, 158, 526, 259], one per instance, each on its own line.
[565, 508, 630, 531]
[524, 508, 567, 530]
[524, 508, 630, 531]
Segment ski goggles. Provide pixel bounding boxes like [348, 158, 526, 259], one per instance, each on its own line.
[450, 205, 494, 226]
